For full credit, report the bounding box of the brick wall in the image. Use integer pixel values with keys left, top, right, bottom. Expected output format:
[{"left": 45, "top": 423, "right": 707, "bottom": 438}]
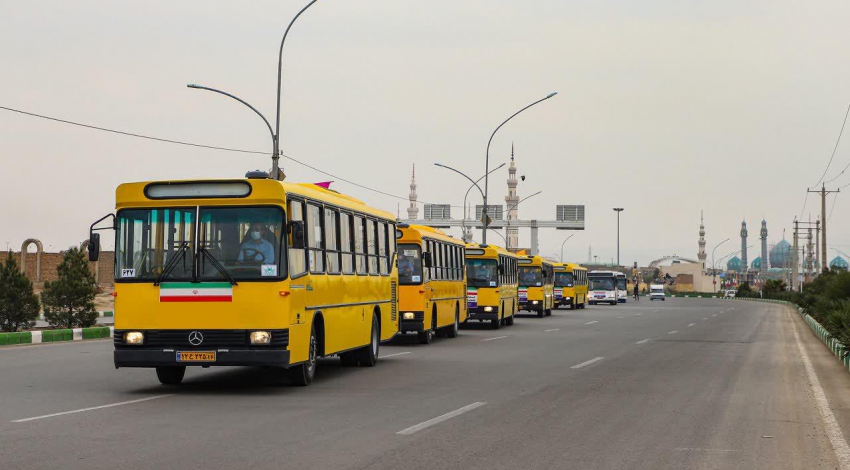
[{"left": 9, "top": 251, "right": 114, "bottom": 287}]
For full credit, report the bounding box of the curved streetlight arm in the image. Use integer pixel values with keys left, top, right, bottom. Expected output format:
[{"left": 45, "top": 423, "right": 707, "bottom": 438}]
[
  {"left": 435, "top": 163, "right": 485, "bottom": 199},
  {"left": 483, "top": 92, "right": 557, "bottom": 243},
  {"left": 560, "top": 233, "right": 575, "bottom": 262},
  {"left": 187, "top": 84, "right": 275, "bottom": 154},
  {"left": 488, "top": 228, "right": 507, "bottom": 244},
  {"left": 273, "top": 0, "right": 320, "bottom": 179},
  {"left": 711, "top": 238, "right": 731, "bottom": 271},
  {"left": 463, "top": 163, "right": 506, "bottom": 209}
]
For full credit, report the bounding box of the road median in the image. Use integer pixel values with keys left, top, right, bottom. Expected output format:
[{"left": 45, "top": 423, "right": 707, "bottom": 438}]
[{"left": 0, "top": 326, "right": 113, "bottom": 346}]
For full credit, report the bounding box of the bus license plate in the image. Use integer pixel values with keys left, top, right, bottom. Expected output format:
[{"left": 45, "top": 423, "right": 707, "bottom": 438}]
[{"left": 176, "top": 351, "right": 216, "bottom": 362}]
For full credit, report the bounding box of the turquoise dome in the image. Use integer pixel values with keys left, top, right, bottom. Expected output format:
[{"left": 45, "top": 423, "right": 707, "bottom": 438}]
[
  {"left": 830, "top": 256, "right": 849, "bottom": 270},
  {"left": 727, "top": 256, "right": 743, "bottom": 272},
  {"left": 751, "top": 257, "right": 762, "bottom": 269},
  {"left": 770, "top": 239, "right": 793, "bottom": 268}
]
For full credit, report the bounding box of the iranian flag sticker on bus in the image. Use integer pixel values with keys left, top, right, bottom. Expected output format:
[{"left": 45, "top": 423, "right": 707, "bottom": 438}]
[
  {"left": 467, "top": 287, "right": 478, "bottom": 309},
  {"left": 159, "top": 282, "right": 233, "bottom": 302}
]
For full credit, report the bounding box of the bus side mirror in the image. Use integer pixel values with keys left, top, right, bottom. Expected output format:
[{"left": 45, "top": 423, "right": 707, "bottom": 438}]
[
  {"left": 422, "top": 252, "right": 433, "bottom": 268},
  {"left": 289, "top": 221, "right": 305, "bottom": 249},
  {"left": 88, "top": 233, "right": 101, "bottom": 262}
]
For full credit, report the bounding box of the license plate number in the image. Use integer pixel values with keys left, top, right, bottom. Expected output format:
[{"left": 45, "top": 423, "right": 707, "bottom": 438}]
[{"left": 176, "top": 351, "right": 216, "bottom": 362}]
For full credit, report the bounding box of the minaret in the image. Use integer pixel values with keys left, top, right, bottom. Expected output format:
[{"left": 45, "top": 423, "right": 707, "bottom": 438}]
[
  {"left": 504, "top": 143, "right": 519, "bottom": 250},
  {"left": 740, "top": 219, "right": 748, "bottom": 273},
  {"left": 697, "top": 211, "right": 707, "bottom": 271},
  {"left": 407, "top": 164, "right": 419, "bottom": 220},
  {"left": 760, "top": 219, "right": 768, "bottom": 272}
]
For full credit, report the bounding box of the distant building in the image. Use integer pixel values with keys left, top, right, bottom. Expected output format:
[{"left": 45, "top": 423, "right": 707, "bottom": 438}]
[
  {"left": 727, "top": 256, "right": 743, "bottom": 272},
  {"left": 740, "top": 220, "right": 748, "bottom": 273},
  {"left": 407, "top": 164, "right": 419, "bottom": 220},
  {"left": 505, "top": 143, "right": 519, "bottom": 250},
  {"left": 830, "top": 256, "right": 849, "bottom": 271},
  {"left": 760, "top": 219, "right": 769, "bottom": 272},
  {"left": 697, "top": 211, "right": 707, "bottom": 271}
]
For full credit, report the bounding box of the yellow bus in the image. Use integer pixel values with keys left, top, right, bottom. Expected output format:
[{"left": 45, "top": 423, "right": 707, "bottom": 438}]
[
  {"left": 517, "top": 255, "right": 555, "bottom": 317},
  {"left": 553, "top": 262, "right": 588, "bottom": 309},
  {"left": 464, "top": 243, "right": 518, "bottom": 329},
  {"left": 88, "top": 175, "right": 399, "bottom": 386},
  {"left": 396, "top": 224, "right": 468, "bottom": 343}
]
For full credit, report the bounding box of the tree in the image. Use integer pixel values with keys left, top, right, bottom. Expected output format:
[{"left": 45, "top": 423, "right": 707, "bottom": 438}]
[
  {"left": 763, "top": 279, "right": 787, "bottom": 295},
  {"left": 737, "top": 282, "right": 752, "bottom": 294},
  {"left": 0, "top": 252, "right": 41, "bottom": 332},
  {"left": 42, "top": 247, "right": 98, "bottom": 328}
]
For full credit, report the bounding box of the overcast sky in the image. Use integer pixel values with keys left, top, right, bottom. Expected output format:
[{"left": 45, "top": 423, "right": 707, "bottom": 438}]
[{"left": 3, "top": 0, "right": 850, "bottom": 266}]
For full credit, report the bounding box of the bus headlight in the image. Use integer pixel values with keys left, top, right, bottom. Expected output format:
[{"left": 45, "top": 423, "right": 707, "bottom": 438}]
[
  {"left": 532, "top": 301, "right": 539, "bottom": 305},
  {"left": 403, "top": 312, "right": 416, "bottom": 320},
  {"left": 483, "top": 306, "right": 493, "bottom": 312},
  {"left": 124, "top": 331, "right": 144, "bottom": 345},
  {"left": 250, "top": 331, "right": 271, "bottom": 345}
]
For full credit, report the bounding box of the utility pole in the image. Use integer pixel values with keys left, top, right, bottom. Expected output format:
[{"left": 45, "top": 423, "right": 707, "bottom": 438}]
[
  {"left": 808, "top": 185, "right": 840, "bottom": 271},
  {"left": 613, "top": 208, "right": 624, "bottom": 267},
  {"left": 815, "top": 219, "right": 821, "bottom": 276},
  {"left": 792, "top": 220, "right": 799, "bottom": 291}
]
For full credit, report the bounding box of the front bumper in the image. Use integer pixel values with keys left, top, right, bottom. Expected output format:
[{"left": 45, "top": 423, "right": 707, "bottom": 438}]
[
  {"left": 468, "top": 306, "right": 499, "bottom": 321},
  {"left": 400, "top": 313, "right": 425, "bottom": 333},
  {"left": 519, "top": 301, "right": 543, "bottom": 311},
  {"left": 114, "top": 349, "right": 290, "bottom": 368}
]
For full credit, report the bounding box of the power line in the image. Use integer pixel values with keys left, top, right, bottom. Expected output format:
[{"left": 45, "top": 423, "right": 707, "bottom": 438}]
[
  {"left": 814, "top": 102, "right": 850, "bottom": 186},
  {"left": 828, "top": 193, "right": 839, "bottom": 222},
  {"left": 0, "top": 104, "right": 469, "bottom": 208}
]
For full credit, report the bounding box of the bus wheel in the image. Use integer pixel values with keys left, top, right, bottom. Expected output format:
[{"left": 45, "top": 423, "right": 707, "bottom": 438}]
[
  {"left": 491, "top": 311, "right": 502, "bottom": 329},
  {"left": 357, "top": 314, "right": 379, "bottom": 367},
  {"left": 290, "top": 323, "right": 317, "bottom": 386},
  {"left": 155, "top": 366, "right": 185, "bottom": 385},
  {"left": 545, "top": 308, "right": 552, "bottom": 317},
  {"left": 537, "top": 308, "right": 544, "bottom": 318},
  {"left": 569, "top": 300, "right": 575, "bottom": 310},
  {"left": 446, "top": 306, "right": 459, "bottom": 338},
  {"left": 418, "top": 309, "right": 436, "bottom": 344}
]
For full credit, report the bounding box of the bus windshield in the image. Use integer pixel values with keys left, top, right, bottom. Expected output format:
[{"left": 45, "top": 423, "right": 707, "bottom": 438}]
[
  {"left": 616, "top": 278, "right": 627, "bottom": 290},
  {"left": 555, "top": 272, "right": 574, "bottom": 287},
  {"left": 590, "top": 278, "right": 615, "bottom": 291},
  {"left": 398, "top": 244, "right": 423, "bottom": 285},
  {"left": 519, "top": 266, "right": 543, "bottom": 287},
  {"left": 466, "top": 259, "right": 498, "bottom": 287},
  {"left": 115, "top": 206, "right": 286, "bottom": 282}
]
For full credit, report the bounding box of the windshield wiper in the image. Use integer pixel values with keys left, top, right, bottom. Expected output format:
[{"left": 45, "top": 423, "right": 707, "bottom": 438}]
[
  {"left": 154, "top": 241, "right": 190, "bottom": 286},
  {"left": 199, "top": 248, "right": 238, "bottom": 286}
]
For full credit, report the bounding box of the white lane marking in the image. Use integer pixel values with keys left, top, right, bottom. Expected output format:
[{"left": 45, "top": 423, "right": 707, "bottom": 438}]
[
  {"left": 654, "top": 309, "right": 659, "bottom": 312},
  {"left": 397, "top": 402, "right": 487, "bottom": 435},
  {"left": 703, "top": 318, "right": 708, "bottom": 320},
  {"left": 585, "top": 321, "right": 598, "bottom": 325},
  {"left": 381, "top": 351, "right": 411, "bottom": 358},
  {"left": 712, "top": 314, "right": 717, "bottom": 317},
  {"left": 636, "top": 339, "right": 651, "bottom": 344},
  {"left": 482, "top": 335, "right": 508, "bottom": 342},
  {"left": 616, "top": 316, "right": 625, "bottom": 319},
  {"left": 12, "top": 395, "right": 174, "bottom": 423},
  {"left": 635, "top": 313, "right": 642, "bottom": 316},
  {"left": 544, "top": 328, "right": 560, "bottom": 332},
  {"left": 688, "top": 323, "right": 696, "bottom": 327},
  {"left": 674, "top": 447, "right": 739, "bottom": 453},
  {"left": 668, "top": 330, "right": 678, "bottom": 334},
  {"left": 791, "top": 313, "right": 850, "bottom": 469},
  {"left": 571, "top": 356, "right": 604, "bottom": 369}
]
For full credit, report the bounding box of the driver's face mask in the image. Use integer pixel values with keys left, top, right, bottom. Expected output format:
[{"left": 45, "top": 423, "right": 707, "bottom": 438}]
[{"left": 251, "top": 231, "right": 262, "bottom": 241}]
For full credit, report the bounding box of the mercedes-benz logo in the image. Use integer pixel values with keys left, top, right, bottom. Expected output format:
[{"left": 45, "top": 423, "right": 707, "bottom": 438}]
[{"left": 188, "top": 331, "right": 204, "bottom": 346}]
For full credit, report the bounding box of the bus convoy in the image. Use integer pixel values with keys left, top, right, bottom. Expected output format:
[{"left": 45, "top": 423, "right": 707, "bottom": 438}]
[{"left": 87, "top": 174, "right": 632, "bottom": 386}]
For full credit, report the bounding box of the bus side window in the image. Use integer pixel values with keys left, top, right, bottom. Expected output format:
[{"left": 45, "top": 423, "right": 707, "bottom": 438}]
[
  {"left": 324, "top": 207, "right": 340, "bottom": 274},
  {"left": 340, "top": 212, "right": 354, "bottom": 274},
  {"left": 289, "top": 199, "right": 307, "bottom": 277},
  {"left": 378, "top": 221, "right": 389, "bottom": 275},
  {"left": 367, "top": 219, "right": 379, "bottom": 275},
  {"left": 354, "top": 216, "right": 366, "bottom": 275},
  {"left": 307, "top": 203, "right": 324, "bottom": 273}
]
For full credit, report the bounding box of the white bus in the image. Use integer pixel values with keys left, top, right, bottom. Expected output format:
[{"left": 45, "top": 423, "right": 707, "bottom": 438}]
[
  {"left": 587, "top": 271, "right": 618, "bottom": 306},
  {"left": 615, "top": 272, "right": 628, "bottom": 303}
]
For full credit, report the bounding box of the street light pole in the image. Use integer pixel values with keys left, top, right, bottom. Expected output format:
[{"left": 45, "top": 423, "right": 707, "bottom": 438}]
[
  {"left": 186, "top": 84, "right": 275, "bottom": 156},
  {"left": 460, "top": 163, "right": 506, "bottom": 241},
  {"left": 613, "top": 208, "right": 624, "bottom": 267},
  {"left": 711, "top": 238, "right": 730, "bottom": 293},
  {"left": 560, "top": 234, "right": 575, "bottom": 262},
  {"left": 273, "top": 0, "right": 321, "bottom": 180},
  {"left": 482, "top": 92, "right": 557, "bottom": 243},
  {"left": 503, "top": 191, "right": 542, "bottom": 250}
]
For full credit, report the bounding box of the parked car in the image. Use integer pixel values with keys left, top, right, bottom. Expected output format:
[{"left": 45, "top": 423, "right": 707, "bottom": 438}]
[
  {"left": 649, "top": 284, "right": 666, "bottom": 301},
  {"left": 724, "top": 289, "right": 737, "bottom": 298}
]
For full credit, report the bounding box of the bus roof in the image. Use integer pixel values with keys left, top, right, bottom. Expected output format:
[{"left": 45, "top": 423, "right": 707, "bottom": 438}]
[
  {"left": 115, "top": 178, "right": 395, "bottom": 220},
  {"left": 588, "top": 270, "right": 619, "bottom": 276},
  {"left": 517, "top": 255, "right": 553, "bottom": 267},
  {"left": 566, "top": 263, "right": 587, "bottom": 272},
  {"left": 464, "top": 242, "right": 518, "bottom": 259},
  {"left": 397, "top": 224, "right": 465, "bottom": 246}
]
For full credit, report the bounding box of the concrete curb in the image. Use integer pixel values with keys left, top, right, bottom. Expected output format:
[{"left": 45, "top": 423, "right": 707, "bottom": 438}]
[
  {"left": 735, "top": 297, "right": 850, "bottom": 371},
  {"left": 0, "top": 326, "right": 114, "bottom": 346}
]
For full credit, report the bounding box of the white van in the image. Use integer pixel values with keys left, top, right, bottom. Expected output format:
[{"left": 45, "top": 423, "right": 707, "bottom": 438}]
[{"left": 649, "top": 284, "right": 666, "bottom": 301}]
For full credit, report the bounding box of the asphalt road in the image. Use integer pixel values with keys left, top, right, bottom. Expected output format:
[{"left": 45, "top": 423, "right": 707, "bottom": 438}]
[{"left": 3, "top": 298, "right": 850, "bottom": 470}]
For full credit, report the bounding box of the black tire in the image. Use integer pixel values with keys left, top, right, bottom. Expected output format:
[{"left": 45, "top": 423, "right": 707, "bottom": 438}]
[
  {"left": 418, "top": 308, "right": 436, "bottom": 344},
  {"left": 537, "top": 308, "right": 545, "bottom": 318},
  {"left": 491, "top": 313, "right": 502, "bottom": 329},
  {"left": 156, "top": 366, "right": 185, "bottom": 385},
  {"left": 545, "top": 308, "right": 552, "bottom": 317},
  {"left": 290, "top": 322, "right": 318, "bottom": 386},
  {"left": 357, "top": 314, "right": 379, "bottom": 367},
  {"left": 569, "top": 300, "right": 575, "bottom": 310},
  {"left": 446, "top": 306, "right": 459, "bottom": 338}
]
